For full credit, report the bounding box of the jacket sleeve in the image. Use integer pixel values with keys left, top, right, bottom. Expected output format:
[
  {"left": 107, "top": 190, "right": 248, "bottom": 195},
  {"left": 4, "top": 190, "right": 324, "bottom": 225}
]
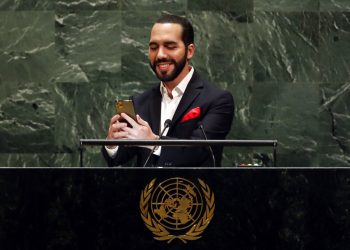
[{"left": 101, "top": 146, "right": 138, "bottom": 167}]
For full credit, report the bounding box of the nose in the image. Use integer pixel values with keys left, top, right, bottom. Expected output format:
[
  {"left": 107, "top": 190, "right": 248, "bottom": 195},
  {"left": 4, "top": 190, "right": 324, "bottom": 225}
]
[{"left": 156, "top": 46, "right": 167, "bottom": 60}]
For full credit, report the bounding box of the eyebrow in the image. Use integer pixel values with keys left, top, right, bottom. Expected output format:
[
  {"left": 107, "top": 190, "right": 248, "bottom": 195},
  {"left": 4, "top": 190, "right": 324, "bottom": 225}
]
[{"left": 149, "top": 40, "right": 178, "bottom": 46}]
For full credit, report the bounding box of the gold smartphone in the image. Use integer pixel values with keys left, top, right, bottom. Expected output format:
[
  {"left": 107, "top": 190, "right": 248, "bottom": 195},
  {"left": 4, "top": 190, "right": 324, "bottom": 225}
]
[{"left": 115, "top": 100, "right": 137, "bottom": 122}]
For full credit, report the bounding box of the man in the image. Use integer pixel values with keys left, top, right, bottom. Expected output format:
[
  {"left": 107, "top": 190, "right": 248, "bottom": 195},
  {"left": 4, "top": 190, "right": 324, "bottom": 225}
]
[{"left": 102, "top": 14, "right": 234, "bottom": 167}]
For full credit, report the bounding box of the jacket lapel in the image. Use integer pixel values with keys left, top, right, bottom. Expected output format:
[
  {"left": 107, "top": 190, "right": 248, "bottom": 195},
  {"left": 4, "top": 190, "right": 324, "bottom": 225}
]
[{"left": 171, "top": 71, "right": 203, "bottom": 128}]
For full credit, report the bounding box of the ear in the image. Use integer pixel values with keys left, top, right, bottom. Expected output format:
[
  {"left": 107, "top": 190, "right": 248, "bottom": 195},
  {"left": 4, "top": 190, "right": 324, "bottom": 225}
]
[{"left": 186, "top": 43, "right": 195, "bottom": 60}]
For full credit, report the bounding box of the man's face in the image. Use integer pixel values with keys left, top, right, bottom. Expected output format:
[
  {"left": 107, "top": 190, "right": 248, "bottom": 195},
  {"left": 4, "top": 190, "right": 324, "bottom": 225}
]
[{"left": 148, "top": 23, "right": 191, "bottom": 83}]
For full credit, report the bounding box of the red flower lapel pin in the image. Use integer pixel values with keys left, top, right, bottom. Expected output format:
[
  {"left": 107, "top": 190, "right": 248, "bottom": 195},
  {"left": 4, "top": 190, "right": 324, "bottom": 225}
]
[{"left": 181, "top": 107, "right": 201, "bottom": 123}]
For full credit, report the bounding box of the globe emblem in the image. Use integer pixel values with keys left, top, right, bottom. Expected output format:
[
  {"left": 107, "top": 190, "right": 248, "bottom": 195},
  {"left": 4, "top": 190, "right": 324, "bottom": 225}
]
[{"left": 150, "top": 177, "right": 204, "bottom": 230}]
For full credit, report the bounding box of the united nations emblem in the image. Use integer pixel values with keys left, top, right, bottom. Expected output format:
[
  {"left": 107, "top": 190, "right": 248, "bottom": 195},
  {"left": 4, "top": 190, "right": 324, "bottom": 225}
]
[{"left": 140, "top": 177, "right": 215, "bottom": 243}]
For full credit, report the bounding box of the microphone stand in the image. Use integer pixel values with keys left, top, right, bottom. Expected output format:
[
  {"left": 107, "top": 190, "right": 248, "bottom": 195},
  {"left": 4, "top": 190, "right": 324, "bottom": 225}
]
[
  {"left": 199, "top": 123, "right": 216, "bottom": 167},
  {"left": 142, "top": 119, "right": 172, "bottom": 167}
]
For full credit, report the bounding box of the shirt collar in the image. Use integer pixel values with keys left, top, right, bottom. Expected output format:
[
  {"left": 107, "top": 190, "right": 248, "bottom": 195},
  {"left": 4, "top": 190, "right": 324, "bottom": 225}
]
[{"left": 160, "top": 66, "right": 194, "bottom": 98}]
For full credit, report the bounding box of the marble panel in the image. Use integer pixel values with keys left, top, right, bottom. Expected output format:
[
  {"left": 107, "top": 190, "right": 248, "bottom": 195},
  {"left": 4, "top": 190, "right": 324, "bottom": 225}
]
[
  {"left": 319, "top": 12, "right": 350, "bottom": 83},
  {"left": 0, "top": 47, "right": 65, "bottom": 85},
  {"left": 318, "top": 82, "right": 350, "bottom": 166},
  {"left": 0, "top": 11, "right": 61, "bottom": 159},
  {"left": 121, "top": 0, "right": 186, "bottom": 11},
  {"left": 320, "top": 0, "right": 350, "bottom": 11},
  {"left": 0, "top": 0, "right": 120, "bottom": 10},
  {"left": 232, "top": 82, "right": 278, "bottom": 140},
  {"left": 188, "top": 0, "right": 253, "bottom": 11},
  {"left": 54, "top": 81, "right": 121, "bottom": 158},
  {"left": 0, "top": 153, "right": 74, "bottom": 167},
  {"left": 0, "top": 0, "right": 55, "bottom": 10},
  {"left": 0, "top": 82, "right": 56, "bottom": 153},
  {"left": 273, "top": 83, "right": 321, "bottom": 166},
  {"left": 55, "top": 11, "right": 121, "bottom": 84},
  {"left": 250, "top": 11, "right": 320, "bottom": 84},
  {"left": 254, "top": 0, "right": 319, "bottom": 11},
  {"left": 188, "top": 11, "right": 252, "bottom": 85},
  {"left": 55, "top": 0, "right": 120, "bottom": 11},
  {"left": 81, "top": 147, "right": 113, "bottom": 167},
  {"left": 0, "top": 150, "right": 108, "bottom": 167},
  {"left": 225, "top": 82, "right": 278, "bottom": 166},
  {"left": 318, "top": 146, "right": 350, "bottom": 167},
  {"left": 0, "top": 11, "right": 60, "bottom": 84},
  {"left": 0, "top": 11, "right": 54, "bottom": 51}
]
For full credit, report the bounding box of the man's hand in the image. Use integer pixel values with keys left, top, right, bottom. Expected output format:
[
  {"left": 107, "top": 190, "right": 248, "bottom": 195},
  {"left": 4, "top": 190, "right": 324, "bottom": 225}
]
[
  {"left": 106, "top": 114, "right": 128, "bottom": 149},
  {"left": 121, "top": 113, "right": 158, "bottom": 141}
]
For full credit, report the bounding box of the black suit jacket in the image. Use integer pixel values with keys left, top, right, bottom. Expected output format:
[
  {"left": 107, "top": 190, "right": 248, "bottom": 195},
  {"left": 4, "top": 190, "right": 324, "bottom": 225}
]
[{"left": 102, "top": 70, "right": 234, "bottom": 167}]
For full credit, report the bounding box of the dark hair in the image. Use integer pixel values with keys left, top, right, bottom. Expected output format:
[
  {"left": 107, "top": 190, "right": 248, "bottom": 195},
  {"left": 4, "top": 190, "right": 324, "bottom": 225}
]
[{"left": 155, "top": 14, "right": 194, "bottom": 46}]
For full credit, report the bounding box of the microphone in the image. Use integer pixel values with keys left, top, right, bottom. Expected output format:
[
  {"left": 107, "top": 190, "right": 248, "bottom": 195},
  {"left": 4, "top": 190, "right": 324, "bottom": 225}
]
[
  {"left": 198, "top": 122, "right": 216, "bottom": 167},
  {"left": 143, "top": 119, "right": 172, "bottom": 167}
]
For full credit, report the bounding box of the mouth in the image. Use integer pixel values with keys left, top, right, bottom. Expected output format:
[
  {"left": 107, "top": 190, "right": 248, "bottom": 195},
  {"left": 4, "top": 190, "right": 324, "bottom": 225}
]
[{"left": 156, "top": 62, "right": 173, "bottom": 72}]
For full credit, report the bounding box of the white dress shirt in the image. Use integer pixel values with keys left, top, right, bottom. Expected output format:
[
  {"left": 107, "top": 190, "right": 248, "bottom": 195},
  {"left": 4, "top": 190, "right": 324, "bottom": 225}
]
[{"left": 106, "top": 67, "right": 194, "bottom": 158}]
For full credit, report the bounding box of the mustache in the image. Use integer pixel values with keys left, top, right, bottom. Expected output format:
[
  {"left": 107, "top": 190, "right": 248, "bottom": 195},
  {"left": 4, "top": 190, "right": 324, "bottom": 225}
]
[{"left": 155, "top": 58, "right": 176, "bottom": 65}]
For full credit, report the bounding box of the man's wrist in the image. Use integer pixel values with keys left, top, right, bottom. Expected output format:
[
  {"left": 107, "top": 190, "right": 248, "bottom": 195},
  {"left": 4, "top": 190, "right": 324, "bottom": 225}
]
[{"left": 106, "top": 136, "right": 117, "bottom": 149}]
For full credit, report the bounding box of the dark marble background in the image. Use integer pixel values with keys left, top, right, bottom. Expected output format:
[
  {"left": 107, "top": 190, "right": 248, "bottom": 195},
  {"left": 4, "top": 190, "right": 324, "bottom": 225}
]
[{"left": 0, "top": 0, "right": 349, "bottom": 167}]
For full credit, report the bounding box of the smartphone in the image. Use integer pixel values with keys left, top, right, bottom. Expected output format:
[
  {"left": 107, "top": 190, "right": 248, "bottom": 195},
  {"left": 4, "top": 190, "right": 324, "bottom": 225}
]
[{"left": 115, "top": 100, "right": 137, "bottom": 123}]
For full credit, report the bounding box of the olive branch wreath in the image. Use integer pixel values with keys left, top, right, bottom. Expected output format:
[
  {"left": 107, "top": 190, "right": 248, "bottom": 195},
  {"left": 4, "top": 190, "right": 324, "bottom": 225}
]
[{"left": 140, "top": 178, "right": 215, "bottom": 243}]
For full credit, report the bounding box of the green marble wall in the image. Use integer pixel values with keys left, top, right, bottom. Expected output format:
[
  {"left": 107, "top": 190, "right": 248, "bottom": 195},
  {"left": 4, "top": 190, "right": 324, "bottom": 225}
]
[{"left": 0, "top": 0, "right": 349, "bottom": 167}]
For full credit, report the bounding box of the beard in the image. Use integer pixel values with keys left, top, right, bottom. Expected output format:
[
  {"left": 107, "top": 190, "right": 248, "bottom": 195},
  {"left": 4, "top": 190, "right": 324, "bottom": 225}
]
[{"left": 150, "top": 51, "right": 187, "bottom": 82}]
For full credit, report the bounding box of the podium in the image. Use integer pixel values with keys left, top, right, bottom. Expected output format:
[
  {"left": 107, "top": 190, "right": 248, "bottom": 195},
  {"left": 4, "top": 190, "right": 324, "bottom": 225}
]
[{"left": 0, "top": 167, "right": 349, "bottom": 250}]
